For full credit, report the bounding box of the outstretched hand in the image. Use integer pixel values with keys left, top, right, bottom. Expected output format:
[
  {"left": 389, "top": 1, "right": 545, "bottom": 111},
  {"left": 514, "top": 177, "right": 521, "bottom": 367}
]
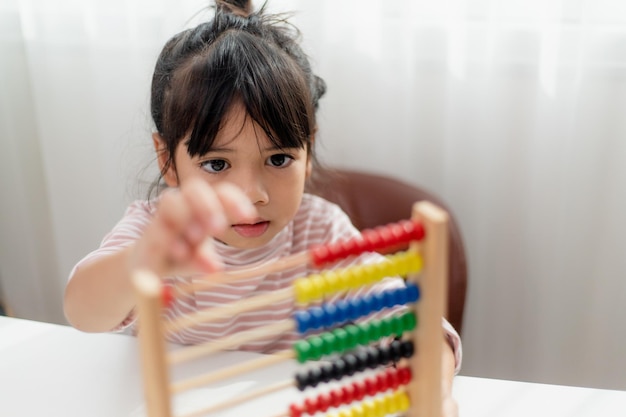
[{"left": 131, "top": 178, "right": 256, "bottom": 277}]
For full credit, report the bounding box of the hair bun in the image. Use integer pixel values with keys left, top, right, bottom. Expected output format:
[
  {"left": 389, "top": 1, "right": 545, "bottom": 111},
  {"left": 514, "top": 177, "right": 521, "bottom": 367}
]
[{"left": 216, "top": 0, "right": 253, "bottom": 15}]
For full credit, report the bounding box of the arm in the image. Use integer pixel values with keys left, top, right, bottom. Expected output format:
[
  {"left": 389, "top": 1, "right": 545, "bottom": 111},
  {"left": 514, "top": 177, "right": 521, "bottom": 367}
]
[
  {"left": 442, "top": 337, "right": 459, "bottom": 417},
  {"left": 63, "top": 179, "right": 255, "bottom": 333}
]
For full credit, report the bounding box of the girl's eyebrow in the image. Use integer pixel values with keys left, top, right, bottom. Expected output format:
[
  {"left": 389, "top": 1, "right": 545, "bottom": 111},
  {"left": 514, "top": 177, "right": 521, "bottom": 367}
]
[
  {"left": 204, "top": 146, "right": 234, "bottom": 153},
  {"left": 262, "top": 145, "right": 299, "bottom": 152}
]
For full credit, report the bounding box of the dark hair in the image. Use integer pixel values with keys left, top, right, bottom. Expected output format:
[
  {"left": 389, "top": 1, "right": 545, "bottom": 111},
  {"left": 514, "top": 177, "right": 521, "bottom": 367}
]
[{"left": 149, "top": 0, "right": 326, "bottom": 194}]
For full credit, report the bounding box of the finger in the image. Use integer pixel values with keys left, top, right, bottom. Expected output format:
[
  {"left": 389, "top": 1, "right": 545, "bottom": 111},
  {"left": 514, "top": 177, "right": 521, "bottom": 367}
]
[
  {"left": 156, "top": 189, "right": 196, "bottom": 263},
  {"left": 213, "top": 182, "right": 257, "bottom": 221},
  {"left": 157, "top": 188, "right": 193, "bottom": 235},
  {"left": 181, "top": 178, "right": 229, "bottom": 235}
]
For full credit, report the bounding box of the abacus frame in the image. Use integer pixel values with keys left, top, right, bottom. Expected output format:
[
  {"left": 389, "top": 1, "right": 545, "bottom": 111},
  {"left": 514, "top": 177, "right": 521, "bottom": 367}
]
[{"left": 133, "top": 201, "right": 449, "bottom": 417}]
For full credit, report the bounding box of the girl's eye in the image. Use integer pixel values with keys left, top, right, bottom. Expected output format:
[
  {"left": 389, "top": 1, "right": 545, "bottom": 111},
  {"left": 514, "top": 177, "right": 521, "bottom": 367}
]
[
  {"left": 201, "top": 159, "right": 230, "bottom": 173},
  {"left": 267, "top": 154, "right": 294, "bottom": 168}
]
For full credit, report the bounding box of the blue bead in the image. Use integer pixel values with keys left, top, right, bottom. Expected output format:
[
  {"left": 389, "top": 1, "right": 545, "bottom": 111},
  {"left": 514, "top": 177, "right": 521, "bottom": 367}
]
[
  {"left": 406, "top": 283, "right": 420, "bottom": 303},
  {"left": 310, "top": 307, "right": 325, "bottom": 330},
  {"left": 394, "top": 286, "right": 407, "bottom": 306},
  {"left": 347, "top": 298, "right": 358, "bottom": 320},
  {"left": 361, "top": 293, "right": 375, "bottom": 315},
  {"left": 394, "top": 288, "right": 406, "bottom": 306},
  {"left": 336, "top": 299, "right": 350, "bottom": 324},
  {"left": 323, "top": 303, "right": 338, "bottom": 328},
  {"left": 294, "top": 310, "right": 312, "bottom": 334},
  {"left": 351, "top": 297, "right": 366, "bottom": 319},
  {"left": 383, "top": 289, "right": 396, "bottom": 308},
  {"left": 373, "top": 291, "right": 386, "bottom": 311}
]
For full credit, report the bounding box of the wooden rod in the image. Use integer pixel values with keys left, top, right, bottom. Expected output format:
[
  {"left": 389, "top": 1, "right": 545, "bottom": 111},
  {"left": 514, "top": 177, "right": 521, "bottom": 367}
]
[
  {"left": 165, "top": 287, "right": 294, "bottom": 334},
  {"left": 133, "top": 270, "right": 173, "bottom": 417},
  {"left": 177, "top": 378, "right": 294, "bottom": 417},
  {"left": 171, "top": 350, "right": 295, "bottom": 394},
  {"left": 407, "top": 201, "right": 449, "bottom": 417},
  {"left": 176, "top": 251, "right": 310, "bottom": 297},
  {"left": 168, "top": 320, "right": 295, "bottom": 365}
]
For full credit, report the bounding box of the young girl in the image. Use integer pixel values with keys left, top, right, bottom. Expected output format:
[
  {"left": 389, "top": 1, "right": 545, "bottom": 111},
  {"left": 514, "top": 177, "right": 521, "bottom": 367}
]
[{"left": 64, "top": 0, "right": 460, "bottom": 414}]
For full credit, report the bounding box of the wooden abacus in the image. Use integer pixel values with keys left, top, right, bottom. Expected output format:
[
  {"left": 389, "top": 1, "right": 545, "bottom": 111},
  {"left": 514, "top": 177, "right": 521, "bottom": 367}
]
[{"left": 133, "top": 201, "right": 449, "bottom": 417}]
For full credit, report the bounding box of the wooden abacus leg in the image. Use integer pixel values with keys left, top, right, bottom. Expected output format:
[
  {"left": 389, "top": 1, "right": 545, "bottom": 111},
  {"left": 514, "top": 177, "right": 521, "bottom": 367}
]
[
  {"left": 408, "top": 201, "right": 449, "bottom": 417},
  {"left": 133, "top": 270, "right": 172, "bottom": 417}
]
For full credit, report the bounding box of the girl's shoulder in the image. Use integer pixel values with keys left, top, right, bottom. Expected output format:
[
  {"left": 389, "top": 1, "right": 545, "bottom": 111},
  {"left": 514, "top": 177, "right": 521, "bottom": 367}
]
[{"left": 294, "top": 194, "right": 359, "bottom": 242}]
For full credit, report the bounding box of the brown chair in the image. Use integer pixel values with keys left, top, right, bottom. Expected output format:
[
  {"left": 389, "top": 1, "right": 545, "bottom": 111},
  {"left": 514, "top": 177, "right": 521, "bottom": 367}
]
[{"left": 308, "top": 168, "right": 468, "bottom": 336}]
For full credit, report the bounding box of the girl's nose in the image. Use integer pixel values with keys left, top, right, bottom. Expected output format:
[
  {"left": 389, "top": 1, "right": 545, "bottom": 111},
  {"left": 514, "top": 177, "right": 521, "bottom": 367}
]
[{"left": 234, "top": 170, "right": 269, "bottom": 205}]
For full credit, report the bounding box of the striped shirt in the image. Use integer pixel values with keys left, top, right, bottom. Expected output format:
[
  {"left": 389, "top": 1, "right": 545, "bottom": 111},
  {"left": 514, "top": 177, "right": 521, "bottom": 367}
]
[{"left": 69, "top": 193, "right": 461, "bottom": 370}]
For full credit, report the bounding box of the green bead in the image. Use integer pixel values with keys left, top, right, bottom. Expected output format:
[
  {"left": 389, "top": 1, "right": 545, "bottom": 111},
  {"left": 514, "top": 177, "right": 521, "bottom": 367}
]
[
  {"left": 294, "top": 340, "right": 310, "bottom": 363},
  {"left": 379, "top": 317, "right": 392, "bottom": 338},
  {"left": 333, "top": 328, "right": 348, "bottom": 352},
  {"left": 387, "top": 315, "right": 401, "bottom": 337},
  {"left": 359, "top": 322, "right": 372, "bottom": 345},
  {"left": 402, "top": 312, "right": 417, "bottom": 331},
  {"left": 322, "top": 332, "right": 337, "bottom": 355},
  {"left": 308, "top": 336, "right": 324, "bottom": 360},
  {"left": 369, "top": 320, "right": 382, "bottom": 342},
  {"left": 345, "top": 324, "right": 360, "bottom": 349}
]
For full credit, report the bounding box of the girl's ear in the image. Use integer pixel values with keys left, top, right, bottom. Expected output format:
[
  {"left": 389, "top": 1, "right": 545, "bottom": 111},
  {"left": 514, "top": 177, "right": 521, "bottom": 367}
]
[{"left": 152, "top": 132, "right": 179, "bottom": 187}]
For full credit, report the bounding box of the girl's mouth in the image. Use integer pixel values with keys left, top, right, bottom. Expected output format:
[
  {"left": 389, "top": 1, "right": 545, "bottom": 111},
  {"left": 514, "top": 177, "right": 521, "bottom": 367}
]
[{"left": 231, "top": 221, "right": 270, "bottom": 238}]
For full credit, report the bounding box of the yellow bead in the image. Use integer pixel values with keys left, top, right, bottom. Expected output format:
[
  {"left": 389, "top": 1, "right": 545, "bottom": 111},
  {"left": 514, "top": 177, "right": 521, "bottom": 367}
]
[
  {"left": 396, "top": 391, "right": 410, "bottom": 412},
  {"left": 380, "top": 259, "right": 395, "bottom": 279},
  {"left": 385, "top": 392, "right": 398, "bottom": 414},
  {"left": 370, "top": 262, "right": 386, "bottom": 284},
  {"left": 361, "top": 400, "right": 376, "bottom": 417},
  {"left": 336, "top": 270, "right": 352, "bottom": 291},
  {"left": 310, "top": 274, "right": 327, "bottom": 301},
  {"left": 339, "top": 409, "right": 352, "bottom": 417},
  {"left": 363, "top": 263, "right": 379, "bottom": 285},
  {"left": 409, "top": 253, "right": 423, "bottom": 274},
  {"left": 346, "top": 268, "right": 363, "bottom": 289},
  {"left": 351, "top": 404, "right": 365, "bottom": 417},
  {"left": 373, "top": 396, "right": 387, "bottom": 417},
  {"left": 324, "top": 271, "right": 341, "bottom": 295},
  {"left": 294, "top": 278, "right": 312, "bottom": 305}
]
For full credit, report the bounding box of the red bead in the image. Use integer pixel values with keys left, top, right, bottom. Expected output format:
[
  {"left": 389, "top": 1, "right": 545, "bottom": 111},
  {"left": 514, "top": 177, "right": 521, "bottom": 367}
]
[
  {"left": 388, "top": 369, "right": 400, "bottom": 389},
  {"left": 377, "top": 226, "right": 394, "bottom": 248},
  {"left": 353, "top": 380, "right": 366, "bottom": 400},
  {"left": 389, "top": 224, "right": 406, "bottom": 244},
  {"left": 342, "top": 238, "right": 360, "bottom": 257},
  {"left": 304, "top": 397, "right": 319, "bottom": 415},
  {"left": 161, "top": 286, "right": 174, "bottom": 307},
  {"left": 341, "top": 384, "right": 355, "bottom": 404},
  {"left": 361, "top": 230, "right": 382, "bottom": 252},
  {"left": 378, "top": 370, "right": 391, "bottom": 391},
  {"left": 289, "top": 403, "right": 304, "bottom": 417},
  {"left": 317, "top": 392, "right": 332, "bottom": 412},
  {"left": 329, "top": 388, "right": 344, "bottom": 407},
  {"left": 398, "top": 367, "right": 412, "bottom": 384},
  {"left": 364, "top": 376, "right": 379, "bottom": 396},
  {"left": 411, "top": 220, "right": 425, "bottom": 241},
  {"left": 311, "top": 245, "right": 330, "bottom": 267},
  {"left": 327, "top": 242, "right": 344, "bottom": 262}
]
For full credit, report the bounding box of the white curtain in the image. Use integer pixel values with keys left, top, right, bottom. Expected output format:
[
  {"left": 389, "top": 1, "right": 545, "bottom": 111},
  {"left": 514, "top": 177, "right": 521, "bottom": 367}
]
[{"left": 1, "top": 0, "right": 626, "bottom": 390}]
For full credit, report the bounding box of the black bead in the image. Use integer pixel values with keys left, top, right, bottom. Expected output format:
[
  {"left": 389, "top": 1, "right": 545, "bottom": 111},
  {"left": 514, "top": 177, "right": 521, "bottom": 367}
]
[
  {"left": 390, "top": 340, "right": 402, "bottom": 363},
  {"left": 320, "top": 363, "right": 334, "bottom": 383},
  {"left": 344, "top": 354, "right": 358, "bottom": 376},
  {"left": 295, "top": 371, "right": 310, "bottom": 391},
  {"left": 378, "top": 345, "right": 391, "bottom": 365},
  {"left": 355, "top": 350, "right": 368, "bottom": 372},
  {"left": 331, "top": 359, "right": 346, "bottom": 380},
  {"left": 366, "top": 347, "right": 380, "bottom": 368},
  {"left": 401, "top": 340, "right": 415, "bottom": 358},
  {"left": 308, "top": 367, "right": 322, "bottom": 387}
]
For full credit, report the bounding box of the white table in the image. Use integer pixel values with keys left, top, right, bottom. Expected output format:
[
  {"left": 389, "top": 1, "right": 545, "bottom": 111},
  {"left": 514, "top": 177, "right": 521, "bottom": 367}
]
[{"left": 1, "top": 316, "right": 625, "bottom": 416}]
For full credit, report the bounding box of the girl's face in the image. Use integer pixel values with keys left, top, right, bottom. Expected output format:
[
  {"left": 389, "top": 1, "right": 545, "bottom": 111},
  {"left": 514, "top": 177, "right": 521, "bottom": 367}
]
[{"left": 157, "top": 101, "right": 311, "bottom": 249}]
